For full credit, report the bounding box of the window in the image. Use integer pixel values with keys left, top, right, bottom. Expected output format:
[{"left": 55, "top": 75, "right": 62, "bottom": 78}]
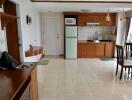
[{"left": 127, "top": 18, "right": 132, "bottom": 43}]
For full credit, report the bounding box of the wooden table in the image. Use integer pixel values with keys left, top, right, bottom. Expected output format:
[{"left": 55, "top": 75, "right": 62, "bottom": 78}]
[{"left": 0, "top": 63, "right": 38, "bottom": 100}]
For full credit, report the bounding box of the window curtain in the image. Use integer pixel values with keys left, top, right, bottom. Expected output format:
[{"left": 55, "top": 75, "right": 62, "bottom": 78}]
[{"left": 125, "top": 17, "right": 131, "bottom": 42}]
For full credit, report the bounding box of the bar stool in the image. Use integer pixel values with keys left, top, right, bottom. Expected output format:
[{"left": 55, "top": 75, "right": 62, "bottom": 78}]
[
  {"left": 126, "top": 43, "right": 132, "bottom": 59},
  {"left": 116, "top": 45, "right": 132, "bottom": 80}
]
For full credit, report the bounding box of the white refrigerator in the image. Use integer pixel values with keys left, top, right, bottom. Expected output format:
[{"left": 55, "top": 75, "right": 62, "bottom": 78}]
[{"left": 65, "top": 26, "right": 77, "bottom": 59}]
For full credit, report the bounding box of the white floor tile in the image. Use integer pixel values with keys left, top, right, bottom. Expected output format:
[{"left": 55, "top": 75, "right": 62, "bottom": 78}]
[{"left": 37, "top": 57, "right": 132, "bottom": 100}]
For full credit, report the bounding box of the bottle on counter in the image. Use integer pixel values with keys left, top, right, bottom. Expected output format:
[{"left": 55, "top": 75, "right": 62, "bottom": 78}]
[{"left": 93, "top": 32, "right": 99, "bottom": 43}]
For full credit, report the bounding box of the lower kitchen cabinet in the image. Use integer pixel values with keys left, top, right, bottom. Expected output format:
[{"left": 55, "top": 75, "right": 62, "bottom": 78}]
[
  {"left": 87, "top": 43, "right": 96, "bottom": 58},
  {"left": 105, "top": 42, "right": 115, "bottom": 58},
  {"left": 77, "top": 41, "right": 115, "bottom": 58},
  {"left": 78, "top": 43, "right": 96, "bottom": 58},
  {"left": 95, "top": 43, "right": 105, "bottom": 58},
  {"left": 77, "top": 43, "right": 83, "bottom": 58}
]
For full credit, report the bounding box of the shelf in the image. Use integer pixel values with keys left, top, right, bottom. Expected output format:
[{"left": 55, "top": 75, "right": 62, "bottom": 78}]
[
  {"left": 0, "top": 12, "right": 17, "bottom": 18},
  {"left": 25, "top": 46, "right": 43, "bottom": 57},
  {"left": 0, "top": 12, "right": 18, "bottom": 30}
]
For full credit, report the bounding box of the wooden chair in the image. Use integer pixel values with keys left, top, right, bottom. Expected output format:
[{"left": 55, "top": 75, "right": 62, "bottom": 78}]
[
  {"left": 126, "top": 43, "right": 132, "bottom": 59},
  {"left": 116, "top": 45, "right": 132, "bottom": 80}
]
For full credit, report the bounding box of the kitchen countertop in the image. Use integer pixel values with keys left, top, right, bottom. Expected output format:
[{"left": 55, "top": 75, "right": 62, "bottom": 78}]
[{"left": 78, "top": 40, "right": 115, "bottom": 43}]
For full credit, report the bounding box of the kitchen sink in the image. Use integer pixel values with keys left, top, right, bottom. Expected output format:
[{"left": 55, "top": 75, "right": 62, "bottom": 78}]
[{"left": 87, "top": 40, "right": 113, "bottom": 42}]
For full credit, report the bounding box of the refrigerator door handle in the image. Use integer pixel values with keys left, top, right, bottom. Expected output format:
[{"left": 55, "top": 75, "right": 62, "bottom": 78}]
[{"left": 66, "top": 37, "right": 77, "bottom": 38}]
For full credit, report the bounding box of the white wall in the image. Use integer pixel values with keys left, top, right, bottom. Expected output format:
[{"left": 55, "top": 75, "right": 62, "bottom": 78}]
[
  {"left": 11, "top": 0, "right": 42, "bottom": 62},
  {"left": 116, "top": 12, "right": 126, "bottom": 46}
]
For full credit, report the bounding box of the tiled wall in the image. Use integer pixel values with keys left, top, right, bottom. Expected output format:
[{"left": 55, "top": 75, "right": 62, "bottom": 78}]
[{"left": 78, "top": 26, "right": 115, "bottom": 40}]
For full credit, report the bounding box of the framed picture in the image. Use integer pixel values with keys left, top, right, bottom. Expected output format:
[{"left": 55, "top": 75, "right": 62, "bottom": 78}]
[{"left": 26, "top": 15, "right": 32, "bottom": 25}]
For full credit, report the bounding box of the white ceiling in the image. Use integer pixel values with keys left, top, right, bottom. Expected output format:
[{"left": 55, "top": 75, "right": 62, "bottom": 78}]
[{"left": 32, "top": 2, "right": 132, "bottom": 13}]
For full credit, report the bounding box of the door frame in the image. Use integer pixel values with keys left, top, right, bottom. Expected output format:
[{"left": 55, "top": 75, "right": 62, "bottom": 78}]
[
  {"left": 9, "top": 0, "right": 24, "bottom": 62},
  {"left": 16, "top": 3, "right": 24, "bottom": 62}
]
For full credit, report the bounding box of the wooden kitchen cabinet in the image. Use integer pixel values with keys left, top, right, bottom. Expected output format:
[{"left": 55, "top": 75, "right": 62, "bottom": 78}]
[
  {"left": 78, "top": 15, "right": 86, "bottom": 26},
  {"left": 77, "top": 43, "right": 81, "bottom": 58},
  {"left": 78, "top": 43, "right": 86, "bottom": 58},
  {"left": 63, "top": 12, "right": 116, "bottom": 26},
  {"left": 95, "top": 43, "right": 105, "bottom": 57},
  {"left": 87, "top": 43, "right": 96, "bottom": 58},
  {"left": 77, "top": 41, "right": 115, "bottom": 58},
  {"left": 78, "top": 42, "right": 96, "bottom": 58},
  {"left": 105, "top": 42, "right": 115, "bottom": 58},
  {"left": 78, "top": 13, "right": 116, "bottom": 26},
  {"left": 78, "top": 43, "right": 96, "bottom": 58}
]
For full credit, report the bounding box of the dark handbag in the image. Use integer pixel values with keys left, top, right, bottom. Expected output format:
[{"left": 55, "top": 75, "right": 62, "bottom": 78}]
[{"left": 0, "top": 51, "right": 19, "bottom": 69}]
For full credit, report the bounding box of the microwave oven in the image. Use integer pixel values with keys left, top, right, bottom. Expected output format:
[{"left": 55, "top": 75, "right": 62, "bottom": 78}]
[{"left": 65, "top": 18, "right": 76, "bottom": 25}]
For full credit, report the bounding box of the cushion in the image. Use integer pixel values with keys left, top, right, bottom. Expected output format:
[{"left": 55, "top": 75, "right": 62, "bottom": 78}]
[
  {"left": 0, "top": 51, "right": 19, "bottom": 69},
  {"left": 124, "top": 59, "right": 132, "bottom": 66}
]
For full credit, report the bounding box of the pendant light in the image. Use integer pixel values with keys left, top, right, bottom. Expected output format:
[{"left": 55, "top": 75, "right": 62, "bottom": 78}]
[
  {"left": 120, "top": 9, "right": 126, "bottom": 21},
  {"left": 106, "top": 9, "right": 111, "bottom": 22}
]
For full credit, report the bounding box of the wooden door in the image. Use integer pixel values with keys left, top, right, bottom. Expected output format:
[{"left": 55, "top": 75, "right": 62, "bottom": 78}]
[{"left": 4, "top": 0, "right": 20, "bottom": 62}]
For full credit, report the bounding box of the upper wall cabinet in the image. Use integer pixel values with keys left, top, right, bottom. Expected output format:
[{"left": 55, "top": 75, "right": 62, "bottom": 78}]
[{"left": 77, "top": 13, "right": 116, "bottom": 26}]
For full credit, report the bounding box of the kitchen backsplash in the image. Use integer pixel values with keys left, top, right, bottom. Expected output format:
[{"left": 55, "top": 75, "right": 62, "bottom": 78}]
[{"left": 78, "top": 26, "right": 116, "bottom": 41}]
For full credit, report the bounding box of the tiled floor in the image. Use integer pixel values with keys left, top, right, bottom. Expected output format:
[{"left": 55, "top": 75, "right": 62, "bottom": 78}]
[{"left": 37, "top": 57, "right": 132, "bottom": 100}]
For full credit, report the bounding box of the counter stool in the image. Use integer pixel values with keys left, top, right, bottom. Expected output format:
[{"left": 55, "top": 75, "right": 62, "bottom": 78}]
[{"left": 116, "top": 45, "right": 132, "bottom": 80}]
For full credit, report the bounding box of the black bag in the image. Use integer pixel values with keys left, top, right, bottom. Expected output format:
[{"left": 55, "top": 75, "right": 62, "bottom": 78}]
[{"left": 0, "top": 51, "right": 19, "bottom": 69}]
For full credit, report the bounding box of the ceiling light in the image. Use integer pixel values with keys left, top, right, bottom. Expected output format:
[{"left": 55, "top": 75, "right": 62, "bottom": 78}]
[{"left": 106, "top": 9, "right": 111, "bottom": 22}]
